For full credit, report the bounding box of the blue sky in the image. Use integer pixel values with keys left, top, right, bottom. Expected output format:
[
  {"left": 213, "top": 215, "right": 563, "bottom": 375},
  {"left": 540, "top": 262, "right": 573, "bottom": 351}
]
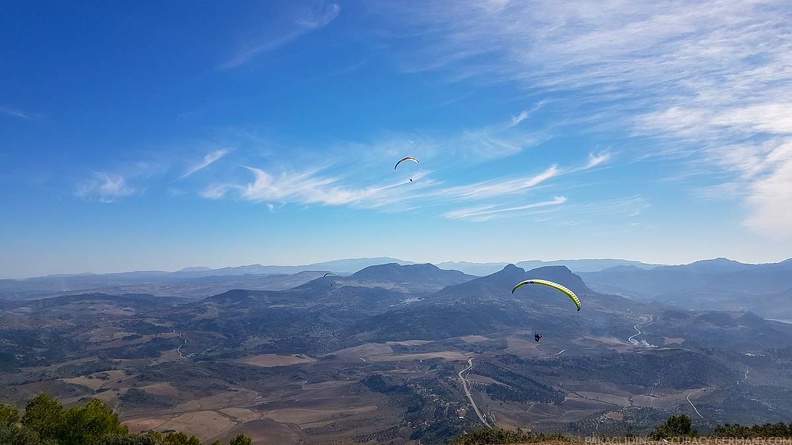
[{"left": 2, "top": 1, "right": 791, "bottom": 278}]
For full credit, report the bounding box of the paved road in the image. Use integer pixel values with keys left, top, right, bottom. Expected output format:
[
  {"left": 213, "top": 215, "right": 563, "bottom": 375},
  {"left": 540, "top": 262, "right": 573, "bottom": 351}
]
[
  {"left": 687, "top": 392, "right": 705, "bottom": 419},
  {"left": 458, "top": 358, "right": 491, "bottom": 428}
]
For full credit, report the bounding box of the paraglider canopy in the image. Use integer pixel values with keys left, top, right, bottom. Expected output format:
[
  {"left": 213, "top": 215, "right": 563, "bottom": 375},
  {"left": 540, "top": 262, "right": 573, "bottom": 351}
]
[
  {"left": 512, "top": 279, "right": 581, "bottom": 311},
  {"left": 394, "top": 156, "right": 419, "bottom": 170}
]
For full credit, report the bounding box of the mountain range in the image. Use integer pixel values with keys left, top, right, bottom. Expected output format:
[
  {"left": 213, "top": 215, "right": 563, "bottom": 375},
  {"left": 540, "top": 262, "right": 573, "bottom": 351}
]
[
  {"left": 579, "top": 257, "right": 792, "bottom": 321},
  {"left": 2, "top": 259, "right": 792, "bottom": 443},
  {"left": 8, "top": 256, "right": 789, "bottom": 303}
]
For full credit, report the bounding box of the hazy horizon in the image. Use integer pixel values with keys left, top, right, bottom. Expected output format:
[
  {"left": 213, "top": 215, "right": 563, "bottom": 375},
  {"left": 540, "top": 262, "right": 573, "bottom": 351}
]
[
  {"left": 3, "top": 1, "right": 791, "bottom": 278},
  {"left": 6, "top": 254, "right": 792, "bottom": 280}
]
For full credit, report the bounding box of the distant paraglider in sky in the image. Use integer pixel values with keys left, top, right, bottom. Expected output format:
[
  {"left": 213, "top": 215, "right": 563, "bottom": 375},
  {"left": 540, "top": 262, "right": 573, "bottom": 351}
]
[
  {"left": 394, "top": 156, "right": 419, "bottom": 170},
  {"left": 394, "top": 156, "right": 419, "bottom": 182},
  {"left": 512, "top": 279, "right": 582, "bottom": 311},
  {"left": 322, "top": 272, "right": 340, "bottom": 287}
]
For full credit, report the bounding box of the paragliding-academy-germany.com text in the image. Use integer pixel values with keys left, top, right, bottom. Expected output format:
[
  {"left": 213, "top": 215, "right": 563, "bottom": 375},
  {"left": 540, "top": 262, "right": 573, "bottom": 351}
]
[{"left": 584, "top": 438, "right": 792, "bottom": 445}]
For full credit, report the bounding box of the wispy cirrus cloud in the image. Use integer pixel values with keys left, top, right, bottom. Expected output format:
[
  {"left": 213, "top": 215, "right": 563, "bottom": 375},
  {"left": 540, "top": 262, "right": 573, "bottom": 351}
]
[
  {"left": 508, "top": 101, "right": 547, "bottom": 128},
  {"left": 198, "top": 148, "right": 607, "bottom": 223},
  {"left": 570, "top": 195, "right": 649, "bottom": 219},
  {"left": 219, "top": 3, "right": 340, "bottom": 69},
  {"left": 0, "top": 105, "right": 34, "bottom": 120},
  {"left": 435, "top": 152, "right": 611, "bottom": 220},
  {"left": 73, "top": 156, "right": 170, "bottom": 203},
  {"left": 742, "top": 141, "right": 792, "bottom": 236},
  {"left": 201, "top": 166, "right": 437, "bottom": 211},
  {"left": 444, "top": 196, "right": 567, "bottom": 222},
  {"left": 180, "top": 148, "right": 229, "bottom": 179},
  {"left": 528, "top": 195, "right": 650, "bottom": 228},
  {"left": 432, "top": 150, "right": 607, "bottom": 204},
  {"left": 582, "top": 151, "right": 611, "bottom": 170},
  {"left": 436, "top": 164, "right": 559, "bottom": 200},
  {"left": 453, "top": 127, "right": 549, "bottom": 159},
  {"left": 510, "top": 110, "right": 530, "bottom": 127},
  {"left": 76, "top": 172, "right": 136, "bottom": 203},
  {"left": 380, "top": 0, "right": 792, "bottom": 237}
]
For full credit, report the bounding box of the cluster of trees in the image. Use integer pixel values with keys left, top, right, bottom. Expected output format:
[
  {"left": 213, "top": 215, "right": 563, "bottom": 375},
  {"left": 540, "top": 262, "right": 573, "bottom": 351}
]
[
  {"left": 449, "top": 427, "right": 564, "bottom": 445},
  {"left": 648, "top": 414, "right": 699, "bottom": 440},
  {"left": 451, "top": 416, "right": 699, "bottom": 444},
  {"left": 712, "top": 422, "right": 792, "bottom": 438},
  {"left": 0, "top": 394, "right": 251, "bottom": 445},
  {"left": 475, "top": 363, "right": 564, "bottom": 405},
  {"left": 650, "top": 415, "right": 792, "bottom": 439}
]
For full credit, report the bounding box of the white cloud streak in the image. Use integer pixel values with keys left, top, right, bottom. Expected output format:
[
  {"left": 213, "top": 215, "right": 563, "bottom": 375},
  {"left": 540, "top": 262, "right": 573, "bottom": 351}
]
[
  {"left": 0, "top": 106, "right": 32, "bottom": 119},
  {"left": 382, "top": 0, "right": 792, "bottom": 237},
  {"left": 436, "top": 165, "right": 559, "bottom": 200},
  {"left": 569, "top": 195, "right": 649, "bottom": 219},
  {"left": 76, "top": 172, "right": 136, "bottom": 203},
  {"left": 508, "top": 101, "right": 547, "bottom": 128},
  {"left": 742, "top": 141, "right": 792, "bottom": 236},
  {"left": 181, "top": 149, "right": 229, "bottom": 179},
  {"left": 199, "top": 150, "right": 606, "bottom": 221},
  {"left": 510, "top": 110, "right": 529, "bottom": 127},
  {"left": 444, "top": 196, "right": 567, "bottom": 222},
  {"left": 201, "top": 166, "right": 437, "bottom": 210},
  {"left": 219, "top": 3, "right": 340, "bottom": 69},
  {"left": 583, "top": 151, "right": 611, "bottom": 169}
]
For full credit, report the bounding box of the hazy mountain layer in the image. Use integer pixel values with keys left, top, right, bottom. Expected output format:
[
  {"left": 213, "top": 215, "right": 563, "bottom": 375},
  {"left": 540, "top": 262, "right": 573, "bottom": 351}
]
[{"left": 1, "top": 261, "right": 791, "bottom": 443}]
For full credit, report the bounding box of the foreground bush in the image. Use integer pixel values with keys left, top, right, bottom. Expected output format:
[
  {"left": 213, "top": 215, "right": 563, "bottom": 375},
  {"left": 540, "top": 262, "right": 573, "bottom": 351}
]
[
  {"left": 712, "top": 422, "right": 792, "bottom": 438},
  {"left": 649, "top": 414, "right": 698, "bottom": 440},
  {"left": 0, "top": 394, "right": 252, "bottom": 445},
  {"left": 450, "top": 427, "right": 568, "bottom": 444}
]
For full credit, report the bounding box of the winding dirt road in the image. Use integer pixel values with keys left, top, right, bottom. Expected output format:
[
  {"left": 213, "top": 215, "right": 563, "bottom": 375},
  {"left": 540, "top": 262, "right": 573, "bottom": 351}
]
[{"left": 628, "top": 314, "right": 654, "bottom": 345}]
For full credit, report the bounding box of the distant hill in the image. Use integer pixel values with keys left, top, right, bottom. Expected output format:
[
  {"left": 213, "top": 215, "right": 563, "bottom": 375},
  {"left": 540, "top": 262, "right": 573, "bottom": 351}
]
[
  {"left": 646, "top": 287, "right": 792, "bottom": 322},
  {"left": 0, "top": 258, "right": 416, "bottom": 301},
  {"left": 351, "top": 263, "right": 470, "bottom": 282},
  {"left": 516, "top": 258, "right": 658, "bottom": 273},
  {"left": 348, "top": 263, "right": 475, "bottom": 294},
  {"left": 173, "top": 257, "right": 415, "bottom": 277},
  {"left": 437, "top": 259, "right": 658, "bottom": 275},
  {"left": 646, "top": 309, "right": 792, "bottom": 349},
  {"left": 435, "top": 261, "right": 510, "bottom": 276},
  {"left": 678, "top": 257, "right": 753, "bottom": 273},
  {"left": 0, "top": 270, "right": 339, "bottom": 301},
  {"left": 579, "top": 257, "right": 792, "bottom": 308},
  {"left": 430, "top": 264, "right": 594, "bottom": 304},
  {"left": 175, "top": 264, "right": 523, "bottom": 354},
  {"left": 349, "top": 265, "right": 638, "bottom": 343}
]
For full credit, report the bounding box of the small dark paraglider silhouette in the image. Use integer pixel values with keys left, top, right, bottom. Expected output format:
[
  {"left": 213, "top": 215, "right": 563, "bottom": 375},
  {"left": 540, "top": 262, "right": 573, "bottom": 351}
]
[
  {"left": 323, "top": 272, "right": 339, "bottom": 287},
  {"left": 534, "top": 332, "right": 543, "bottom": 342},
  {"left": 394, "top": 156, "right": 419, "bottom": 182}
]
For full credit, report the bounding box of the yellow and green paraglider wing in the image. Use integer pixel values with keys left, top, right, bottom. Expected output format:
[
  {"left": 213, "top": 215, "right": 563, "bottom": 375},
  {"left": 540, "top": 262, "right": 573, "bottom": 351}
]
[{"left": 511, "top": 279, "right": 581, "bottom": 311}]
